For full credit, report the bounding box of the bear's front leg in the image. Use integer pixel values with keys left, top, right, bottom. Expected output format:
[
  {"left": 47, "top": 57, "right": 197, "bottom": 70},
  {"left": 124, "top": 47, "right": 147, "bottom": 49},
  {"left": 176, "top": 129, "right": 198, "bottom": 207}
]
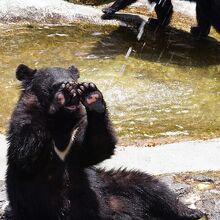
[
  {"left": 76, "top": 82, "right": 117, "bottom": 166},
  {"left": 190, "top": 1, "right": 211, "bottom": 37},
  {"left": 148, "top": 0, "right": 173, "bottom": 29}
]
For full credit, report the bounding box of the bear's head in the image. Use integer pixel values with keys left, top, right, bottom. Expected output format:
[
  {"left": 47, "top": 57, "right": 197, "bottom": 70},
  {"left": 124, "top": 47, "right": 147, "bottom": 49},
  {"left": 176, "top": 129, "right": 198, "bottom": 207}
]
[{"left": 16, "top": 64, "right": 81, "bottom": 115}]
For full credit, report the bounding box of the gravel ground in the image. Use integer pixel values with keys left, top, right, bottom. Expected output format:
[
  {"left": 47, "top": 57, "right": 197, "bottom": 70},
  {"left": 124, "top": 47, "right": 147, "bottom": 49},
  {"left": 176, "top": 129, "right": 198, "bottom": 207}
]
[
  {"left": 159, "top": 171, "right": 220, "bottom": 220},
  {"left": 0, "top": 171, "right": 219, "bottom": 219}
]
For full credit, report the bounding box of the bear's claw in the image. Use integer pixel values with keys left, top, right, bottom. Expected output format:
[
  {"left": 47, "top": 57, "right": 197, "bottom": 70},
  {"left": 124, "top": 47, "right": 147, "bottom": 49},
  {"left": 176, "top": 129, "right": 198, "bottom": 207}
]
[
  {"left": 49, "top": 81, "right": 78, "bottom": 114},
  {"left": 101, "top": 7, "right": 116, "bottom": 19},
  {"left": 55, "top": 82, "right": 76, "bottom": 107},
  {"left": 102, "top": 7, "right": 116, "bottom": 15},
  {"left": 61, "top": 81, "right": 77, "bottom": 96}
]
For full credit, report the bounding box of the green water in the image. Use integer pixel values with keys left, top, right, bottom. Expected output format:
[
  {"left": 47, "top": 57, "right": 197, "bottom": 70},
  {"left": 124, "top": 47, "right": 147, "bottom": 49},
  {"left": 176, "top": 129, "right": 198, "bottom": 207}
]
[{"left": 0, "top": 24, "right": 219, "bottom": 144}]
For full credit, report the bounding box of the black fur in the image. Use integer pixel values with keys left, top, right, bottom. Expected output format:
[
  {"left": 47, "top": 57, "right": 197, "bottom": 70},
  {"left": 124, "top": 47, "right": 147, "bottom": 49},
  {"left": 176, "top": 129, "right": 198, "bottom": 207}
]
[
  {"left": 6, "top": 64, "right": 204, "bottom": 220},
  {"left": 102, "top": 0, "right": 220, "bottom": 37}
]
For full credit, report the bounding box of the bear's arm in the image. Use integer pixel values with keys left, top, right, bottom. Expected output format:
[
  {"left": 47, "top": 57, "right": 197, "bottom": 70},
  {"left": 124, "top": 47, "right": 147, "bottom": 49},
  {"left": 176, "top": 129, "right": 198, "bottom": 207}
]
[
  {"left": 79, "top": 107, "right": 117, "bottom": 166},
  {"left": 7, "top": 99, "right": 51, "bottom": 173}
]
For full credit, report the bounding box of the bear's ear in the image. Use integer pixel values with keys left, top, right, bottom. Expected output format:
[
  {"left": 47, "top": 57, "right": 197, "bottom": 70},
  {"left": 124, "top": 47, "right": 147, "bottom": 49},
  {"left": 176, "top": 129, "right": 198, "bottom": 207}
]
[
  {"left": 68, "top": 65, "right": 80, "bottom": 79},
  {"left": 16, "top": 64, "right": 37, "bottom": 81}
]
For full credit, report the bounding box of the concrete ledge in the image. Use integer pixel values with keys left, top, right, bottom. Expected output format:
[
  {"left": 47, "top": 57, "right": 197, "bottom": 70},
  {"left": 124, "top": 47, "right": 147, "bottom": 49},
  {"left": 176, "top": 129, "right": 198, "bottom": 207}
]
[
  {"left": 0, "top": 0, "right": 116, "bottom": 25},
  {"left": 1, "top": 134, "right": 220, "bottom": 180},
  {"left": 0, "top": 0, "right": 145, "bottom": 26},
  {"left": 99, "top": 138, "right": 220, "bottom": 175},
  {"left": 0, "top": 135, "right": 7, "bottom": 181}
]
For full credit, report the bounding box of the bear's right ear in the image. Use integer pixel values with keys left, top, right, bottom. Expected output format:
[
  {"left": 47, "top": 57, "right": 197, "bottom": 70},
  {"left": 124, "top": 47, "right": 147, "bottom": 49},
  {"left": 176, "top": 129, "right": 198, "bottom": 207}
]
[{"left": 16, "top": 64, "right": 37, "bottom": 81}]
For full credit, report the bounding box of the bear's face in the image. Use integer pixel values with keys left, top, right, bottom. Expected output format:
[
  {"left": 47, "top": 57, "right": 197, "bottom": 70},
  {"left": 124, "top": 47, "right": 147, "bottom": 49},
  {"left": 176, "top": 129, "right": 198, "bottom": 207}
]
[{"left": 16, "top": 64, "right": 81, "bottom": 114}]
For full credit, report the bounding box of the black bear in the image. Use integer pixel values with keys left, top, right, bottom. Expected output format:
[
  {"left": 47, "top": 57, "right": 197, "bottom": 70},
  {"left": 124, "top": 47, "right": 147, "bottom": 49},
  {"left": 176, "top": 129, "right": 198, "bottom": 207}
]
[
  {"left": 102, "top": 0, "right": 220, "bottom": 37},
  {"left": 6, "top": 64, "right": 204, "bottom": 220}
]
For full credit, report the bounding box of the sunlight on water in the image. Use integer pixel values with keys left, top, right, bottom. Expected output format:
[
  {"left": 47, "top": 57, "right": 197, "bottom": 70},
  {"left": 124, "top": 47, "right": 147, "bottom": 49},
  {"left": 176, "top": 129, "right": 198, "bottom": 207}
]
[{"left": 0, "top": 24, "right": 219, "bottom": 144}]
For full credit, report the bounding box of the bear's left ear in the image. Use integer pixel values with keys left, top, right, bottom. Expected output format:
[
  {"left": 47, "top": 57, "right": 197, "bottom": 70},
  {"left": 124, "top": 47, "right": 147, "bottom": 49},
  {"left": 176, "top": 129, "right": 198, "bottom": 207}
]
[
  {"left": 16, "top": 64, "right": 37, "bottom": 81},
  {"left": 68, "top": 65, "right": 80, "bottom": 79}
]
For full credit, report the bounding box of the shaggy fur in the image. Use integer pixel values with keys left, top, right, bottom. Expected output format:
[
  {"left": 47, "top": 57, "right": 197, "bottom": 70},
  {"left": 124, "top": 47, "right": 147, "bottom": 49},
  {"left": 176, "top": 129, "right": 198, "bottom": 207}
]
[
  {"left": 102, "top": 0, "right": 220, "bottom": 37},
  {"left": 6, "top": 64, "right": 204, "bottom": 220}
]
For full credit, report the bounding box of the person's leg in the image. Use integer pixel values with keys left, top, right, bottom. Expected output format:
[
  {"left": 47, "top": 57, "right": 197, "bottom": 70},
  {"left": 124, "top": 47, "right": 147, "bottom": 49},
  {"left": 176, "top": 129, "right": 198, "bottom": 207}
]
[{"left": 102, "top": 0, "right": 138, "bottom": 16}]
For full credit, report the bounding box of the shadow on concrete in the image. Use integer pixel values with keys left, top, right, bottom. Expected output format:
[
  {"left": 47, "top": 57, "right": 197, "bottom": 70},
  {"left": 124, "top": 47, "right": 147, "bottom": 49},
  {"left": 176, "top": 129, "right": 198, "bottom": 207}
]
[{"left": 93, "top": 13, "right": 220, "bottom": 67}]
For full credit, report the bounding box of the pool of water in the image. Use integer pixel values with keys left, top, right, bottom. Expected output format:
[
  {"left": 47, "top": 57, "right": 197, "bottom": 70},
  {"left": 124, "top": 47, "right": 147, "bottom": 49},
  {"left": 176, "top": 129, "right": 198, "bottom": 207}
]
[{"left": 0, "top": 24, "right": 219, "bottom": 144}]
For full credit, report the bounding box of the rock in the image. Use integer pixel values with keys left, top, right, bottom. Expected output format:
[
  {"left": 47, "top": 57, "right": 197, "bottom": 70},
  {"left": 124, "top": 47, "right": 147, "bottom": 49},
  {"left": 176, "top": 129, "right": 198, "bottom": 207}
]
[
  {"left": 0, "top": 181, "right": 7, "bottom": 220},
  {"left": 160, "top": 175, "right": 190, "bottom": 195},
  {"left": 196, "top": 182, "right": 216, "bottom": 191},
  {"left": 193, "top": 175, "right": 215, "bottom": 183},
  {"left": 159, "top": 171, "right": 220, "bottom": 220},
  {"left": 182, "top": 193, "right": 201, "bottom": 209}
]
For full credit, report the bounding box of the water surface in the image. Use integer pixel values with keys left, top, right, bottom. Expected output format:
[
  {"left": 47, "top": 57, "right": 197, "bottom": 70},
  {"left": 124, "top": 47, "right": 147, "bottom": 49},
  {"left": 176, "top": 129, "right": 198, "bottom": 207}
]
[{"left": 0, "top": 24, "right": 219, "bottom": 144}]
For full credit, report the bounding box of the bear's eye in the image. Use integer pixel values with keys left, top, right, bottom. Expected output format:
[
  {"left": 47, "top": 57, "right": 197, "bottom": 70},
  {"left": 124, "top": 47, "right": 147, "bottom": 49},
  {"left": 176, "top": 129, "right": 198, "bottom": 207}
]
[
  {"left": 51, "top": 83, "right": 63, "bottom": 93},
  {"left": 46, "top": 83, "right": 62, "bottom": 98}
]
